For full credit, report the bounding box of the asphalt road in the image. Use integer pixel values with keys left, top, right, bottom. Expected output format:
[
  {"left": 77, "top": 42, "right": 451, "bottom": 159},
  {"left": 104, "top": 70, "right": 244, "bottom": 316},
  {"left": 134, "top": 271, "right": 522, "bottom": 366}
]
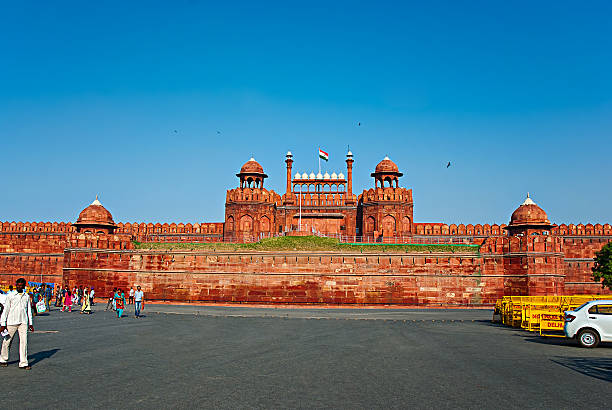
[{"left": 0, "top": 305, "right": 610, "bottom": 409}]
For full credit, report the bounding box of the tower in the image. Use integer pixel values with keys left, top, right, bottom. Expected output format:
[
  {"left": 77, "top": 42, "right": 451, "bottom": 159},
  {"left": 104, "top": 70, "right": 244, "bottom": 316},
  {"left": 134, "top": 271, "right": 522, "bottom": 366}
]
[
  {"left": 224, "top": 158, "right": 280, "bottom": 242},
  {"left": 358, "top": 157, "right": 413, "bottom": 241}
]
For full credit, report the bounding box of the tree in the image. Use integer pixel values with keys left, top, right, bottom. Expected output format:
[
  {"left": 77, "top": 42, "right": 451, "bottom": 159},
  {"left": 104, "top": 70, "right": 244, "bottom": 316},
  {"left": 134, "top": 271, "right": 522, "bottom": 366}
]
[{"left": 592, "top": 242, "right": 612, "bottom": 291}]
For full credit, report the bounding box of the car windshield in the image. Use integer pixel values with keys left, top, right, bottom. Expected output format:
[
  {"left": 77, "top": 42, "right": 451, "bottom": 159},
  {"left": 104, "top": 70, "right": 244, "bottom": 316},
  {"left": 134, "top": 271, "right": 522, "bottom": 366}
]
[{"left": 573, "top": 302, "right": 590, "bottom": 312}]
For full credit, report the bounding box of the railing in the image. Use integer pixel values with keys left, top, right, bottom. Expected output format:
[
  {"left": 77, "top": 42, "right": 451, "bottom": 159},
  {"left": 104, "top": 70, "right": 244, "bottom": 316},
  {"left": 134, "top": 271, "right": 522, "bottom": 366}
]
[{"left": 313, "top": 233, "right": 480, "bottom": 245}]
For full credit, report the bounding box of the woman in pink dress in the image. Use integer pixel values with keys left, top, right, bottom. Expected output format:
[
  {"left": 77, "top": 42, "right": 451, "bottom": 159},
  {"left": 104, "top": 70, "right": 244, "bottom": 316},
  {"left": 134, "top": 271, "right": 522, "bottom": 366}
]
[{"left": 62, "top": 290, "right": 73, "bottom": 312}]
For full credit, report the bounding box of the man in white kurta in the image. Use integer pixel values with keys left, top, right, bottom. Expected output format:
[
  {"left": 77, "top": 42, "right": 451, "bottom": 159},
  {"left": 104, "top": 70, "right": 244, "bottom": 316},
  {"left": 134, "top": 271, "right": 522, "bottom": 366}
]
[{"left": 0, "top": 278, "right": 34, "bottom": 369}]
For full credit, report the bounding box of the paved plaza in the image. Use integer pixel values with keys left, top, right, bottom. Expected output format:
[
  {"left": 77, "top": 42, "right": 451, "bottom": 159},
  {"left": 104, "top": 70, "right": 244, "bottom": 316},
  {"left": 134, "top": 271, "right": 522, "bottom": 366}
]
[{"left": 1, "top": 304, "right": 610, "bottom": 409}]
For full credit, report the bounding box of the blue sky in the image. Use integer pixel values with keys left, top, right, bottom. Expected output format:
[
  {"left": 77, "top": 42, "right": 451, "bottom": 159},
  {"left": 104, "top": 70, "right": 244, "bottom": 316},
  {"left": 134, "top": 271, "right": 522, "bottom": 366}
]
[{"left": 1, "top": 1, "right": 611, "bottom": 224}]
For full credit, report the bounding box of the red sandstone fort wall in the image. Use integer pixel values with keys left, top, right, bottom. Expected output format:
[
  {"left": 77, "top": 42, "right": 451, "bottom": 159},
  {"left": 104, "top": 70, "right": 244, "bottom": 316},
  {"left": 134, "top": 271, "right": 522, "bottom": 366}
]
[
  {"left": 63, "top": 249, "right": 503, "bottom": 305},
  {"left": 1, "top": 220, "right": 611, "bottom": 303},
  {"left": 0, "top": 232, "right": 68, "bottom": 286}
]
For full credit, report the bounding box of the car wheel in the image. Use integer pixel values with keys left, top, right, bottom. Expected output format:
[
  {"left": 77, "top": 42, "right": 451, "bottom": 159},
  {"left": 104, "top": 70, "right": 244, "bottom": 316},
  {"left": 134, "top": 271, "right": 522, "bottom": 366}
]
[{"left": 577, "top": 329, "right": 600, "bottom": 348}]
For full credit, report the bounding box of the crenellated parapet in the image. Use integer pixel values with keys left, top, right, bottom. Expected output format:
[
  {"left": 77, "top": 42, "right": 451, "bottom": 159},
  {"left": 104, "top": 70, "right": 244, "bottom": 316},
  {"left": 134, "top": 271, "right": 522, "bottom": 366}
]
[
  {"left": 414, "top": 223, "right": 508, "bottom": 236},
  {"left": 1, "top": 221, "right": 74, "bottom": 233},
  {"left": 359, "top": 187, "right": 413, "bottom": 204},
  {"left": 225, "top": 187, "right": 282, "bottom": 204},
  {"left": 552, "top": 223, "right": 612, "bottom": 236}
]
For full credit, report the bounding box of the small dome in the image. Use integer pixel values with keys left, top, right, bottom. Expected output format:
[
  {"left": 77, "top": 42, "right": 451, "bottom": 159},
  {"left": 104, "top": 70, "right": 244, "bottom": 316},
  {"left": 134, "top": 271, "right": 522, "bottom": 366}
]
[
  {"left": 286, "top": 151, "right": 292, "bottom": 157},
  {"left": 331, "top": 172, "right": 338, "bottom": 179},
  {"left": 509, "top": 194, "right": 551, "bottom": 226},
  {"left": 309, "top": 172, "right": 316, "bottom": 179},
  {"left": 338, "top": 172, "right": 345, "bottom": 179},
  {"left": 323, "top": 172, "right": 330, "bottom": 179},
  {"left": 316, "top": 172, "right": 323, "bottom": 179},
  {"left": 76, "top": 197, "right": 116, "bottom": 227},
  {"left": 347, "top": 150, "right": 353, "bottom": 157},
  {"left": 294, "top": 172, "right": 301, "bottom": 179},
  {"left": 240, "top": 158, "right": 264, "bottom": 174},
  {"left": 375, "top": 156, "right": 399, "bottom": 174},
  {"left": 301, "top": 172, "right": 309, "bottom": 179}
]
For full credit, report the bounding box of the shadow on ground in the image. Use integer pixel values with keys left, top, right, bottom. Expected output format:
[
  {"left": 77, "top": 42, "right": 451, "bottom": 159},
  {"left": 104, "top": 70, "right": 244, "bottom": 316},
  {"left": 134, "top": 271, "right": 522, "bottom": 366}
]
[
  {"left": 552, "top": 357, "right": 612, "bottom": 382},
  {"left": 29, "top": 349, "right": 60, "bottom": 366}
]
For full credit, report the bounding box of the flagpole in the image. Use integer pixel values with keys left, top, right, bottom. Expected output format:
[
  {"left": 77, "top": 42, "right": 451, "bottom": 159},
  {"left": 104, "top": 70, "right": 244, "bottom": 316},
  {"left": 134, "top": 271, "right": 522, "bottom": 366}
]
[{"left": 318, "top": 147, "right": 321, "bottom": 175}]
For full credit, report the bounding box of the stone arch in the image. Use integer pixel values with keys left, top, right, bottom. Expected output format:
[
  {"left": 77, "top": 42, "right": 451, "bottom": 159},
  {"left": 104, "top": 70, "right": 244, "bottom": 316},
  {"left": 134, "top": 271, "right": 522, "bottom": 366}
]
[
  {"left": 402, "top": 216, "right": 411, "bottom": 233},
  {"left": 226, "top": 216, "right": 235, "bottom": 233},
  {"left": 366, "top": 216, "right": 376, "bottom": 233},
  {"left": 382, "top": 215, "right": 396, "bottom": 237},
  {"left": 260, "top": 215, "right": 271, "bottom": 232},
  {"left": 240, "top": 215, "right": 254, "bottom": 232}
]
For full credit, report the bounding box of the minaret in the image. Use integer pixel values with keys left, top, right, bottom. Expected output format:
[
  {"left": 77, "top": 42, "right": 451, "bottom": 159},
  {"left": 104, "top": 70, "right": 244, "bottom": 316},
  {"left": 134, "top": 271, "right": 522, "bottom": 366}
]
[
  {"left": 285, "top": 151, "right": 293, "bottom": 196},
  {"left": 345, "top": 150, "right": 354, "bottom": 201}
]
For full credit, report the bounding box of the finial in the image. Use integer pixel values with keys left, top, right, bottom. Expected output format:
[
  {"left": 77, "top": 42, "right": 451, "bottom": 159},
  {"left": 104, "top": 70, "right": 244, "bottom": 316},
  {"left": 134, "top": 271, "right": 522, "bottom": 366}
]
[
  {"left": 521, "top": 193, "right": 536, "bottom": 206},
  {"left": 91, "top": 195, "right": 102, "bottom": 206}
]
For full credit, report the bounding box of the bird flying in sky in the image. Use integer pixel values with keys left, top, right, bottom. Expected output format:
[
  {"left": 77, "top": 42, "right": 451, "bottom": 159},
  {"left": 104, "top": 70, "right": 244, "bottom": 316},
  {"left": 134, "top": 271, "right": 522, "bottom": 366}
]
[{"left": 446, "top": 161, "right": 451, "bottom": 168}]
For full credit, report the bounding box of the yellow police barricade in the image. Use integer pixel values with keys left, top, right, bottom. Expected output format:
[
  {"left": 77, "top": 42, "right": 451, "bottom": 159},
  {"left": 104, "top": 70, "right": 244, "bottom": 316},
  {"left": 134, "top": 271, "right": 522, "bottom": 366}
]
[
  {"left": 538, "top": 311, "right": 565, "bottom": 337},
  {"left": 524, "top": 304, "right": 561, "bottom": 332}
]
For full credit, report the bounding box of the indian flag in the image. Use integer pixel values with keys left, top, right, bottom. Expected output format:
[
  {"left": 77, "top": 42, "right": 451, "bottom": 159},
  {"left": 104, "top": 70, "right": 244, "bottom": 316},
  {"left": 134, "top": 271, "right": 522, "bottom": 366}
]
[{"left": 319, "top": 148, "right": 329, "bottom": 161}]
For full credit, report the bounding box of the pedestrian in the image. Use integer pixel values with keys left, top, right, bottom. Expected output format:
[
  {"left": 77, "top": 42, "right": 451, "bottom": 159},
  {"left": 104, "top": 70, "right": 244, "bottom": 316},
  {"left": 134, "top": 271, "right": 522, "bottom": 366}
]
[
  {"left": 78, "top": 286, "right": 84, "bottom": 305},
  {"left": 0, "top": 278, "right": 34, "bottom": 370},
  {"left": 89, "top": 287, "right": 95, "bottom": 306},
  {"left": 134, "top": 286, "right": 144, "bottom": 318},
  {"left": 44, "top": 285, "right": 53, "bottom": 312},
  {"left": 31, "top": 288, "right": 41, "bottom": 317},
  {"left": 105, "top": 288, "right": 117, "bottom": 311},
  {"left": 61, "top": 286, "right": 68, "bottom": 307},
  {"left": 128, "top": 287, "right": 135, "bottom": 305},
  {"left": 115, "top": 289, "right": 126, "bottom": 318},
  {"left": 62, "top": 290, "right": 73, "bottom": 312},
  {"left": 54, "top": 286, "right": 61, "bottom": 307},
  {"left": 80, "top": 287, "right": 91, "bottom": 314}
]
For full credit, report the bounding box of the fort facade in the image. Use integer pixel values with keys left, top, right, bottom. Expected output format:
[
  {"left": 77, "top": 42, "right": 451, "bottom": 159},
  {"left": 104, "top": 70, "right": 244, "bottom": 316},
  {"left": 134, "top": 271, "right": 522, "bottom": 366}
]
[{"left": 1, "top": 151, "right": 610, "bottom": 305}]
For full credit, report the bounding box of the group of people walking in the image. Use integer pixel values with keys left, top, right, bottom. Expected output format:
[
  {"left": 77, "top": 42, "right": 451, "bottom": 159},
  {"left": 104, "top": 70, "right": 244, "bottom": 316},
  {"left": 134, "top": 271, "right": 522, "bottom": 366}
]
[
  {"left": 54, "top": 285, "right": 94, "bottom": 314},
  {"left": 105, "top": 286, "right": 145, "bottom": 318}
]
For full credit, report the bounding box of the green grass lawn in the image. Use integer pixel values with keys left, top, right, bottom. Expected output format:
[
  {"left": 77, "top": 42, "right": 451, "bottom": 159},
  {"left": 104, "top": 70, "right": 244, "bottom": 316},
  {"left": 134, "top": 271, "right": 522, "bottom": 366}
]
[{"left": 133, "top": 235, "right": 480, "bottom": 254}]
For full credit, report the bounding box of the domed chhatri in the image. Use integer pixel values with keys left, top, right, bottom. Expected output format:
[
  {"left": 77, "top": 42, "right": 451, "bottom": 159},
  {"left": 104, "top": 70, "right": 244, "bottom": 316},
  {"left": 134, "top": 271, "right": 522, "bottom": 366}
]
[
  {"left": 239, "top": 158, "right": 266, "bottom": 175},
  {"left": 371, "top": 156, "right": 403, "bottom": 188},
  {"left": 236, "top": 157, "right": 268, "bottom": 188},
  {"left": 506, "top": 193, "right": 555, "bottom": 236},
  {"left": 73, "top": 196, "right": 117, "bottom": 234}
]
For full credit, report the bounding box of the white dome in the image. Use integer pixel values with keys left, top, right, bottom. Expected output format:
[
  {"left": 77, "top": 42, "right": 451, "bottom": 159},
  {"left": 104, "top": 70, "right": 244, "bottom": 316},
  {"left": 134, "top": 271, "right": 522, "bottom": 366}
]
[
  {"left": 331, "top": 172, "right": 338, "bottom": 179},
  {"left": 347, "top": 150, "right": 353, "bottom": 157},
  {"left": 301, "top": 172, "right": 309, "bottom": 179},
  {"left": 294, "top": 172, "right": 301, "bottom": 179},
  {"left": 309, "top": 172, "right": 316, "bottom": 179},
  {"left": 286, "top": 151, "right": 292, "bottom": 157},
  {"left": 323, "top": 172, "right": 330, "bottom": 179},
  {"left": 383, "top": 156, "right": 390, "bottom": 160},
  {"left": 338, "top": 172, "right": 345, "bottom": 179},
  {"left": 316, "top": 172, "right": 323, "bottom": 179}
]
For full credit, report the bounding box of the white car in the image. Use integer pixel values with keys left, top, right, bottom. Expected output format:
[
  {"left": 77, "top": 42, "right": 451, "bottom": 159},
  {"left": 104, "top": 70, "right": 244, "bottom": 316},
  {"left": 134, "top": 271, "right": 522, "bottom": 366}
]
[{"left": 564, "top": 300, "right": 612, "bottom": 348}]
